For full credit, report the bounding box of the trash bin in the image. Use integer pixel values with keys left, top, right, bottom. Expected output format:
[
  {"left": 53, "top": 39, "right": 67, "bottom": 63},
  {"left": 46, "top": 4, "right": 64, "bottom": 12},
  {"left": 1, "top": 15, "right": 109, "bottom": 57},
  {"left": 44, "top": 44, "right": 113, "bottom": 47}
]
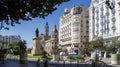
[{"left": 111, "top": 54, "right": 120, "bottom": 65}]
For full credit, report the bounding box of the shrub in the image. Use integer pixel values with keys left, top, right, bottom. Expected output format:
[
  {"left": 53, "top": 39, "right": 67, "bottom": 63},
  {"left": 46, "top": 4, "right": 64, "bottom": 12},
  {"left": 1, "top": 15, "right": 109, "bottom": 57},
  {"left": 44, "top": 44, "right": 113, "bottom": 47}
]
[
  {"left": 36, "top": 58, "right": 41, "bottom": 66},
  {"left": 76, "top": 56, "right": 84, "bottom": 63},
  {"left": 67, "top": 56, "right": 74, "bottom": 61}
]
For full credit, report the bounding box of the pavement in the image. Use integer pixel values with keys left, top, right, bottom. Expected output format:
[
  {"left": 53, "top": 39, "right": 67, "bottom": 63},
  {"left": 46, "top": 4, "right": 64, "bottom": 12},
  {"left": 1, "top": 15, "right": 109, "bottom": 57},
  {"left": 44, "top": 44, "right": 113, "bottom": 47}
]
[
  {"left": 0, "top": 57, "right": 120, "bottom": 67},
  {"left": 84, "top": 57, "right": 111, "bottom": 64}
]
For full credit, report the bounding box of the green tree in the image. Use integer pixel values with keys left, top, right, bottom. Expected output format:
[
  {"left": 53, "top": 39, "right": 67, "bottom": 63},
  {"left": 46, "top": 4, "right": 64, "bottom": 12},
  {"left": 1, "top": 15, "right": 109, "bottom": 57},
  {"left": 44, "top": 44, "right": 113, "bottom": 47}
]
[
  {"left": 106, "top": 39, "right": 120, "bottom": 54},
  {"left": 79, "top": 38, "right": 93, "bottom": 56},
  {"left": 41, "top": 50, "right": 48, "bottom": 59},
  {"left": 19, "top": 40, "right": 27, "bottom": 54},
  {"left": 0, "top": 0, "right": 69, "bottom": 28},
  {"left": 19, "top": 40, "right": 28, "bottom": 64},
  {"left": 50, "top": 45, "right": 61, "bottom": 61},
  {"left": 8, "top": 40, "right": 27, "bottom": 55},
  {"left": 27, "top": 48, "right": 32, "bottom": 54},
  {"left": 79, "top": 45, "right": 93, "bottom": 56},
  {"left": 8, "top": 42, "right": 20, "bottom": 55},
  {"left": 51, "top": 45, "right": 61, "bottom": 55},
  {"left": 90, "top": 36, "right": 105, "bottom": 51}
]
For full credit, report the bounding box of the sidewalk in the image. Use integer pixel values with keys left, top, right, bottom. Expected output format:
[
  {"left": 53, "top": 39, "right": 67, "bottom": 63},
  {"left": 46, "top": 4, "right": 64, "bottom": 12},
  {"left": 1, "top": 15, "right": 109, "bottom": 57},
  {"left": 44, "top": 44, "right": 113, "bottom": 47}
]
[
  {"left": 84, "top": 57, "right": 120, "bottom": 67},
  {"left": 84, "top": 57, "right": 111, "bottom": 64}
]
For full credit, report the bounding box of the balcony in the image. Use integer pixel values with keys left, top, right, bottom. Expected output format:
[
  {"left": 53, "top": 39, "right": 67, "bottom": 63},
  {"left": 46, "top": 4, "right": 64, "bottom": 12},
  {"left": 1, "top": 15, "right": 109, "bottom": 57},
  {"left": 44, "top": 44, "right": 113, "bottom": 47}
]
[
  {"left": 100, "top": 6, "right": 104, "bottom": 11},
  {"left": 111, "top": 17, "right": 116, "bottom": 22},
  {"left": 106, "top": 12, "right": 109, "bottom": 16},
  {"left": 106, "top": 19, "right": 110, "bottom": 24},
  {"left": 112, "top": 25, "right": 116, "bottom": 30},
  {"left": 100, "top": 14, "right": 104, "bottom": 18},
  {"left": 100, "top": 21, "right": 104, "bottom": 25},
  {"left": 96, "top": 30, "right": 99, "bottom": 34},
  {"left": 111, "top": 9, "right": 115, "bottom": 14},
  {"left": 96, "top": 17, "right": 99, "bottom": 20},
  {"left": 96, "top": 23, "right": 99, "bottom": 27},
  {"left": 96, "top": 9, "right": 99, "bottom": 13},
  {"left": 100, "top": 28, "right": 104, "bottom": 33}
]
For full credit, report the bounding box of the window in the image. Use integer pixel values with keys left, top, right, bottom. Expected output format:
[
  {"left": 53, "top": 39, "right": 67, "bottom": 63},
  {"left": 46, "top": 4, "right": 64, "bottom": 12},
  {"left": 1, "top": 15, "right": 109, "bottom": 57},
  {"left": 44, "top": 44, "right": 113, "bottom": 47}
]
[
  {"left": 86, "top": 20, "right": 89, "bottom": 24},
  {"left": 86, "top": 16, "right": 89, "bottom": 18},
  {"left": 111, "top": 16, "right": 116, "bottom": 22},
  {"left": 81, "top": 20, "right": 83, "bottom": 23},
  {"left": 86, "top": 31, "right": 89, "bottom": 33},
  {"left": 73, "top": 23, "right": 79, "bottom": 27}
]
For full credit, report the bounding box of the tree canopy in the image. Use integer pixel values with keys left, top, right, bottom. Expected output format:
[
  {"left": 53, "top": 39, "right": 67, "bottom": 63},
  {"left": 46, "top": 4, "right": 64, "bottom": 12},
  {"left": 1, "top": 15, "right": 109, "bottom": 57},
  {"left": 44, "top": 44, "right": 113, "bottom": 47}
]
[
  {"left": 90, "top": 36, "right": 105, "bottom": 51},
  {"left": 105, "top": 0, "right": 115, "bottom": 9},
  {"left": 8, "top": 40, "right": 27, "bottom": 55},
  {"left": 106, "top": 39, "right": 120, "bottom": 53},
  {"left": 0, "top": 0, "right": 69, "bottom": 28}
]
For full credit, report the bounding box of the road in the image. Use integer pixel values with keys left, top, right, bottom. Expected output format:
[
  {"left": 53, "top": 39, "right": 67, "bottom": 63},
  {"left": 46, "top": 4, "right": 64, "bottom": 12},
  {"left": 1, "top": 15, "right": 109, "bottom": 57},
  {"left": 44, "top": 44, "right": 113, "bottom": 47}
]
[
  {"left": 0, "top": 59, "right": 119, "bottom": 67},
  {"left": 0, "top": 57, "right": 119, "bottom": 67}
]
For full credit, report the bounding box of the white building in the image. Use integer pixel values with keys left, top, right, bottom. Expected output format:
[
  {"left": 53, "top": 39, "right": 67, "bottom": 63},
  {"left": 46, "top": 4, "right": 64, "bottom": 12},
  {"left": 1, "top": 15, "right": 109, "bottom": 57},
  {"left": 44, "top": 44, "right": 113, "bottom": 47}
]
[
  {"left": 89, "top": 0, "right": 120, "bottom": 43},
  {"left": 59, "top": 5, "right": 89, "bottom": 54},
  {"left": 0, "top": 35, "right": 21, "bottom": 47}
]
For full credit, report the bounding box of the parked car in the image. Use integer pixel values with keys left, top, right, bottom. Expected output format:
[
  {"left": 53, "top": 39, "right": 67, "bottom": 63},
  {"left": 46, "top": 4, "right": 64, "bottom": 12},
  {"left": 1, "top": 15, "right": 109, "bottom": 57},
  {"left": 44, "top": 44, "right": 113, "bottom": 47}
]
[{"left": 68, "top": 52, "right": 80, "bottom": 59}]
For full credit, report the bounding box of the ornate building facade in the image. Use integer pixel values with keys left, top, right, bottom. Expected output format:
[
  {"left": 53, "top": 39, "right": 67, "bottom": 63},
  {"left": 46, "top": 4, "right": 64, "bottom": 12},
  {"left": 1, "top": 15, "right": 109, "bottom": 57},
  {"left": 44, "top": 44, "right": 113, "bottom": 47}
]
[
  {"left": 89, "top": 0, "right": 120, "bottom": 43},
  {"left": 31, "top": 22, "right": 58, "bottom": 56},
  {"left": 59, "top": 5, "right": 89, "bottom": 54}
]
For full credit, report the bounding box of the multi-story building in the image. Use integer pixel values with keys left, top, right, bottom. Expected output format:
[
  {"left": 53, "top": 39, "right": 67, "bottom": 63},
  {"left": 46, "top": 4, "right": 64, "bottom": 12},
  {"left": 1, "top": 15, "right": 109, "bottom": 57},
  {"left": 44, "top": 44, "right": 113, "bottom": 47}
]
[
  {"left": 0, "top": 35, "right": 21, "bottom": 47},
  {"left": 59, "top": 5, "right": 89, "bottom": 54},
  {"left": 89, "top": 0, "right": 120, "bottom": 44}
]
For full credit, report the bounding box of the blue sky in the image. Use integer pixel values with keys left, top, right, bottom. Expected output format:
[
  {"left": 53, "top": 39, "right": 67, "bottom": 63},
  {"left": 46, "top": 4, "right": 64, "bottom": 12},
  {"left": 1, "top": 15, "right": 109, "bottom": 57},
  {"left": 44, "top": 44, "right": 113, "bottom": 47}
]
[{"left": 0, "top": 0, "right": 91, "bottom": 48}]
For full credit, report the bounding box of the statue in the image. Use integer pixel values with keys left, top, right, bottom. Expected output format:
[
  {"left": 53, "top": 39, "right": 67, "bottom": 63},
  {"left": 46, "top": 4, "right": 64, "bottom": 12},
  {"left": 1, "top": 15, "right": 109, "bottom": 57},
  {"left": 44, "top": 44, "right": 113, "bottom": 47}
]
[{"left": 35, "top": 28, "right": 39, "bottom": 37}]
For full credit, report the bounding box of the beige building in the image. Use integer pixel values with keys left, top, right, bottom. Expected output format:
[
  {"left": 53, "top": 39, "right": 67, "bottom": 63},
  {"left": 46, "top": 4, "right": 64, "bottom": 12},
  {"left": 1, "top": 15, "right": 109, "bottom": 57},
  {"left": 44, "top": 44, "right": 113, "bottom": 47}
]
[
  {"left": 59, "top": 5, "right": 89, "bottom": 54},
  {"left": 45, "top": 25, "right": 58, "bottom": 55},
  {"left": 31, "top": 22, "right": 58, "bottom": 55}
]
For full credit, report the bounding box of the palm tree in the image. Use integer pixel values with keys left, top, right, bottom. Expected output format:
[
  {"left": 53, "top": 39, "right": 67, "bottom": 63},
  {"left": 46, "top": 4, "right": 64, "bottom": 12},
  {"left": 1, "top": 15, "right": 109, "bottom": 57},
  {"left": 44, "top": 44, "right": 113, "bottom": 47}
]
[{"left": 50, "top": 45, "right": 61, "bottom": 61}]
